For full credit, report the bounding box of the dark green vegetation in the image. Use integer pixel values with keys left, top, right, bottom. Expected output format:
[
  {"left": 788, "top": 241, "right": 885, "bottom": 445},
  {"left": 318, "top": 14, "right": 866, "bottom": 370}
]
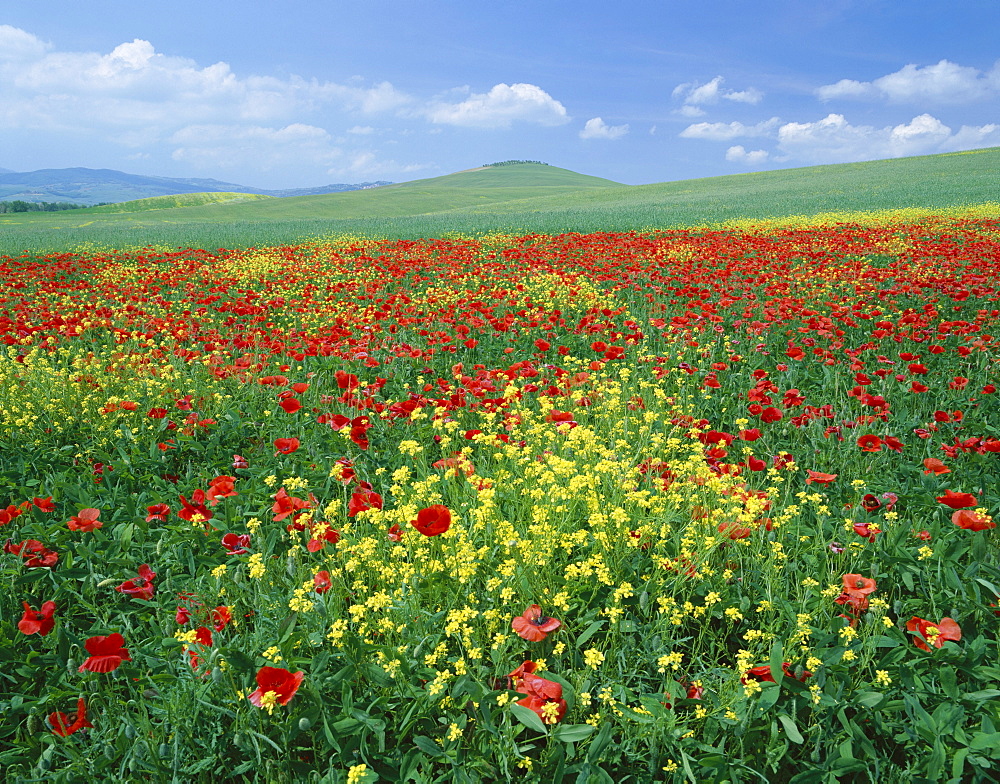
[{"left": 1, "top": 148, "right": 997, "bottom": 252}]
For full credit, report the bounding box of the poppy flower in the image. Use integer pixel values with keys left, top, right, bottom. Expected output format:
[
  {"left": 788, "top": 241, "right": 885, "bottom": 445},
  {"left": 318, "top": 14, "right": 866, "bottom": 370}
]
[
  {"left": 512, "top": 605, "right": 562, "bottom": 642},
  {"left": 274, "top": 437, "right": 300, "bottom": 455},
  {"left": 145, "top": 503, "right": 171, "bottom": 523},
  {"left": 206, "top": 476, "right": 238, "bottom": 505},
  {"left": 347, "top": 489, "right": 383, "bottom": 518},
  {"left": 387, "top": 523, "right": 403, "bottom": 542},
  {"left": 19, "top": 600, "right": 56, "bottom": 636},
  {"left": 272, "top": 487, "right": 315, "bottom": 522},
  {"left": 853, "top": 522, "right": 881, "bottom": 542},
  {"left": 178, "top": 490, "right": 213, "bottom": 523},
  {"left": 248, "top": 666, "right": 305, "bottom": 714},
  {"left": 513, "top": 672, "right": 567, "bottom": 725},
  {"left": 115, "top": 564, "right": 156, "bottom": 601},
  {"left": 936, "top": 490, "right": 978, "bottom": 509},
  {"left": 66, "top": 508, "right": 102, "bottom": 532},
  {"left": 222, "top": 532, "right": 251, "bottom": 554},
  {"left": 32, "top": 496, "right": 55, "bottom": 513},
  {"left": 279, "top": 397, "right": 302, "bottom": 414},
  {"left": 840, "top": 574, "right": 877, "bottom": 599},
  {"left": 906, "top": 616, "right": 962, "bottom": 651},
  {"left": 49, "top": 697, "right": 93, "bottom": 736},
  {"left": 313, "top": 570, "right": 332, "bottom": 593},
  {"left": 857, "top": 435, "right": 882, "bottom": 452},
  {"left": 78, "top": 633, "right": 131, "bottom": 673},
  {"left": 410, "top": 504, "right": 451, "bottom": 536},
  {"left": 232, "top": 454, "right": 249, "bottom": 470},
  {"left": 212, "top": 605, "right": 232, "bottom": 632},
  {"left": 924, "top": 457, "right": 951, "bottom": 476},
  {"left": 805, "top": 470, "right": 837, "bottom": 485},
  {"left": 5, "top": 538, "right": 59, "bottom": 568},
  {"left": 952, "top": 509, "right": 995, "bottom": 531}
]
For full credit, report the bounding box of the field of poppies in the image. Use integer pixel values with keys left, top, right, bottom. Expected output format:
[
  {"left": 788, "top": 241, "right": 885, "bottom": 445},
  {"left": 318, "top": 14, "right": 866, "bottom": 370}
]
[{"left": 1, "top": 211, "right": 999, "bottom": 783}]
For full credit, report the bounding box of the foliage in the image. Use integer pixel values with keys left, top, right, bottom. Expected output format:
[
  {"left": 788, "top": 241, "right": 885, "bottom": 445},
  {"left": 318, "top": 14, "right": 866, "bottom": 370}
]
[{"left": 0, "top": 216, "right": 999, "bottom": 782}]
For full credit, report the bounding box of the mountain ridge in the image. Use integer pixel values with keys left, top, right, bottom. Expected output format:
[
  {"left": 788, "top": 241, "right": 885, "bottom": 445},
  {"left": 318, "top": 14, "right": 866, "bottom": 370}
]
[{"left": 0, "top": 167, "right": 391, "bottom": 205}]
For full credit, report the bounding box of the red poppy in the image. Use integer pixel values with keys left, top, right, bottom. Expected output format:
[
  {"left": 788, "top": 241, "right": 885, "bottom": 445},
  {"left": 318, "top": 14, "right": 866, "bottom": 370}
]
[
  {"left": 906, "top": 616, "right": 962, "bottom": 651},
  {"left": 840, "top": 574, "right": 877, "bottom": 598},
  {"left": 347, "top": 489, "right": 383, "bottom": 518},
  {"left": 272, "top": 487, "right": 315, "bottom": 522},
  {"left": 178, "top": 490, "right": 213, "bottom": 522},
  {"left": 206, "top": 475, "right": 238, "bottom": 505},
  {"left": 857, "top": 435, "right": 882, "bottom": 452},
  {"left": 274, "top": 437, "right": 300, "bottom": 455},
  {"left": 410, "top": 504, "right": 451, "bottom": 536},
  {"left": 49, "top": 697, "right": 94, "bottom": 736},
  {"left": 222, "top": 532, "right": 251, "bottom": 554},
  {"left": 513, "top": 672, "right": 567, "bottom": 725},
  {"left": 212, "top": 605, "right": 232, "bottom": 632},
  {"left": 952, "top": 509, "right": 995, "bottom": 531},
  {"left": 32, "top": 496, "right": 55, "bottom": 513},
  {"left": 387, "top": 523, "right": 403, "bottom": 542},
  {"left": 232, "top": 454, "right": 249, "bottom": 470},
  {"left": 936, "top": 490, "right": 978, "bottom": 509},
  {"left": 853, "top": 522, "right": 881, "bottom": 542},
  {"left": 19, "top": 600, "right": 56, "bottom": 636},
  {"left": 805, "top": 470, "right": 837, "bottom": 485},
  {"left": 145, "top": 503, "right": 171, "bottom": 523},
  {"left": 279, "top": 397, "right": 302, "bottom": 414},
  {"left": 66, "top": 508, "right": 102, "bottom": 532},
  {"left": 313, "top": 570, "right": 332, "bottom": 593},
  {"left": 742, "top": 662, "right": 811, "bottom": 685},
  {"left": 511, "top": 605, "right": 562, "bottom": 642},
  {"left": 78, "top": 633, "right": 131, "bottom": 673},
  {"left": 115, "top": 564, "right": 156, "bottom": 601},
  {"left": 4, "top": 538, "right": 59, "bottom": 568},
  {"left": 248, "top": 666, "right": 305, "bottom": 712}
]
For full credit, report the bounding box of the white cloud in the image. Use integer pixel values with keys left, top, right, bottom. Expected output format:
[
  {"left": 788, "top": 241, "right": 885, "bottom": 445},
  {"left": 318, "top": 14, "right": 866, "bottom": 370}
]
[
  {"left": 424, "top": 83, "right": 569, "bottom": 128},
  {"left": 0, "top": 24, "right": 49, "bottom": 62},
  {"left": 673, "top": 76, "right": 763, "bottom": 112},
  {"left": 817, "top": 59, "right": 1000, "bottom": 105},
  {"left": 679, "top": 118, "right": 780, "bottom": 141},
  {"left": 725, "top": 145, "right": 769, "bottom": 165},
  {"left": 775, "top": 112, "right": 1000, "bottom": 163},
  {"left": 170, "top": 123, "right": 342, "bottom": 170},
  {"left": 579, "top": 117, "right": 629, "bottom": 140}
]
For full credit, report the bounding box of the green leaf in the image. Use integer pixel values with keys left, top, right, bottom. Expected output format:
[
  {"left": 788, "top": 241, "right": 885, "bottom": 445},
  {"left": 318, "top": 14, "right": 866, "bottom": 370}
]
[
  {"left": 587, "top": 722, "right": 613, "bottom": 763},
  {"left": 855, "top": 691, "right": 885, "bottom": 708},
  {"left": 552, "top": 723, "right": 596, "bottom": 743},
  {"left": 575, "top": 620, "right": 605, "bottom": 647},
  {"left": 969, "top": 732, "right": 1000, "bottom": 752},
  {"left": 510, "top": 702, "right": 548, "bottom": 734},
  {"left": 758, "top": 682, "right": 781, "bottom": 713},
  {"left": 939, "top": 667, "right": 959, "bottom": 700},
  {"left": 778, "top": 713, "right": 804, "bottom": 744},
  {"left": 412, "top": 735, "right": 446, "bottom": 759}
]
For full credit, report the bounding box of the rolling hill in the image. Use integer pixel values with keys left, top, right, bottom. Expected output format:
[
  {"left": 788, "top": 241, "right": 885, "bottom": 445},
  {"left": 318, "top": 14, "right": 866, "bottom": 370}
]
[
  {"left": 0, "top": 167, "right": 391, "bottom": 205},
  {"left": 1, "top": 149, "right": 997, "bottom": 252}
]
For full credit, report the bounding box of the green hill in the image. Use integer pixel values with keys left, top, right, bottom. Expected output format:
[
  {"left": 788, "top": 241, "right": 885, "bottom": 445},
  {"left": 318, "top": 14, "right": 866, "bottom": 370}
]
[
  {"left": 78, "top": 192, "right": 276, "bottom": 214},
  {"left": 1, "top": 151, "right": 998, "bottom": 252}
]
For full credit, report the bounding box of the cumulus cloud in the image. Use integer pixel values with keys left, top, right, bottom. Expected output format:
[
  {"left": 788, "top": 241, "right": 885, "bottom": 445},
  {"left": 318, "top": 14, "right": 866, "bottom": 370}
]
[
  {"left": 817, "top": 59, "right": 1000, "bottom": 105},
  {"left": 579, "top": 117, "right": 629, "bottom": 140},
  {"left": 673, "top": 76, "right": 763, "bottom": 114},
  {"left": 725, "top": 145, "right": 769, "bottom": 164},
  {"left": 679, "top": 117, "right": 780, "bottom": 141},
  {"left": 423, "top": 83, "right": 569, "bottom": 128},
  {"left": 776, "top": 112, "right": 1000, "bottom": 163}
]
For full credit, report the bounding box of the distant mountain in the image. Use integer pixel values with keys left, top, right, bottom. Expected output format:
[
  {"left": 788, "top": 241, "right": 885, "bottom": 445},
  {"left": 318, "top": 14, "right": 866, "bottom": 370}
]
[{"left": 0, "top": 167, "right": 391, "bottom": 205}]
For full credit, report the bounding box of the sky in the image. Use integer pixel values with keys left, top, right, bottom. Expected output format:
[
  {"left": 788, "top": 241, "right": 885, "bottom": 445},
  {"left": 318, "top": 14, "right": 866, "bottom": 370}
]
[{"left": 1, "top": 1, "right": 999, "bottom": 188}]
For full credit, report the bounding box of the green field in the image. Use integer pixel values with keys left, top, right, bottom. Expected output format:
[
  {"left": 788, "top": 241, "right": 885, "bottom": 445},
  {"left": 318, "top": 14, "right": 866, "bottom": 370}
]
[{"left": 1, "top": 148, "right": 998, "bottom": 252}]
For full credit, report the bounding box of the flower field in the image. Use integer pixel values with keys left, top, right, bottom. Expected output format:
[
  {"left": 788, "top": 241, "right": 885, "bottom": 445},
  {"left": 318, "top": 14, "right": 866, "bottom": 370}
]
[{"left": 1, "top": 212, "right": 999, "bottom": 783}]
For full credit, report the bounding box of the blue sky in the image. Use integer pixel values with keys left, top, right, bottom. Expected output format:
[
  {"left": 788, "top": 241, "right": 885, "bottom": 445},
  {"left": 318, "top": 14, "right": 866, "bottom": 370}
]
[{"left": 2, "top": 1, "right": 998, "bottom": 188}]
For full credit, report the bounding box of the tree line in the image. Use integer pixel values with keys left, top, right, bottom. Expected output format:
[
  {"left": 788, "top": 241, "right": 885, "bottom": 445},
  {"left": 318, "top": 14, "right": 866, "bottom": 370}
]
[{"left": 0, "top": 200, "right": 101, "bottom": 213}]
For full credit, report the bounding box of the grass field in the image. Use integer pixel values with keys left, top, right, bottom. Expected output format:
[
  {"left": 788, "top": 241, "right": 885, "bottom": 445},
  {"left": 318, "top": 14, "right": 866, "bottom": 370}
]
[
  {"left": 1, "top": 200, "right": 999, "bottom": 781},
  {"left": 1, "top": 148, "right": 998, "bottom": 253}
]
